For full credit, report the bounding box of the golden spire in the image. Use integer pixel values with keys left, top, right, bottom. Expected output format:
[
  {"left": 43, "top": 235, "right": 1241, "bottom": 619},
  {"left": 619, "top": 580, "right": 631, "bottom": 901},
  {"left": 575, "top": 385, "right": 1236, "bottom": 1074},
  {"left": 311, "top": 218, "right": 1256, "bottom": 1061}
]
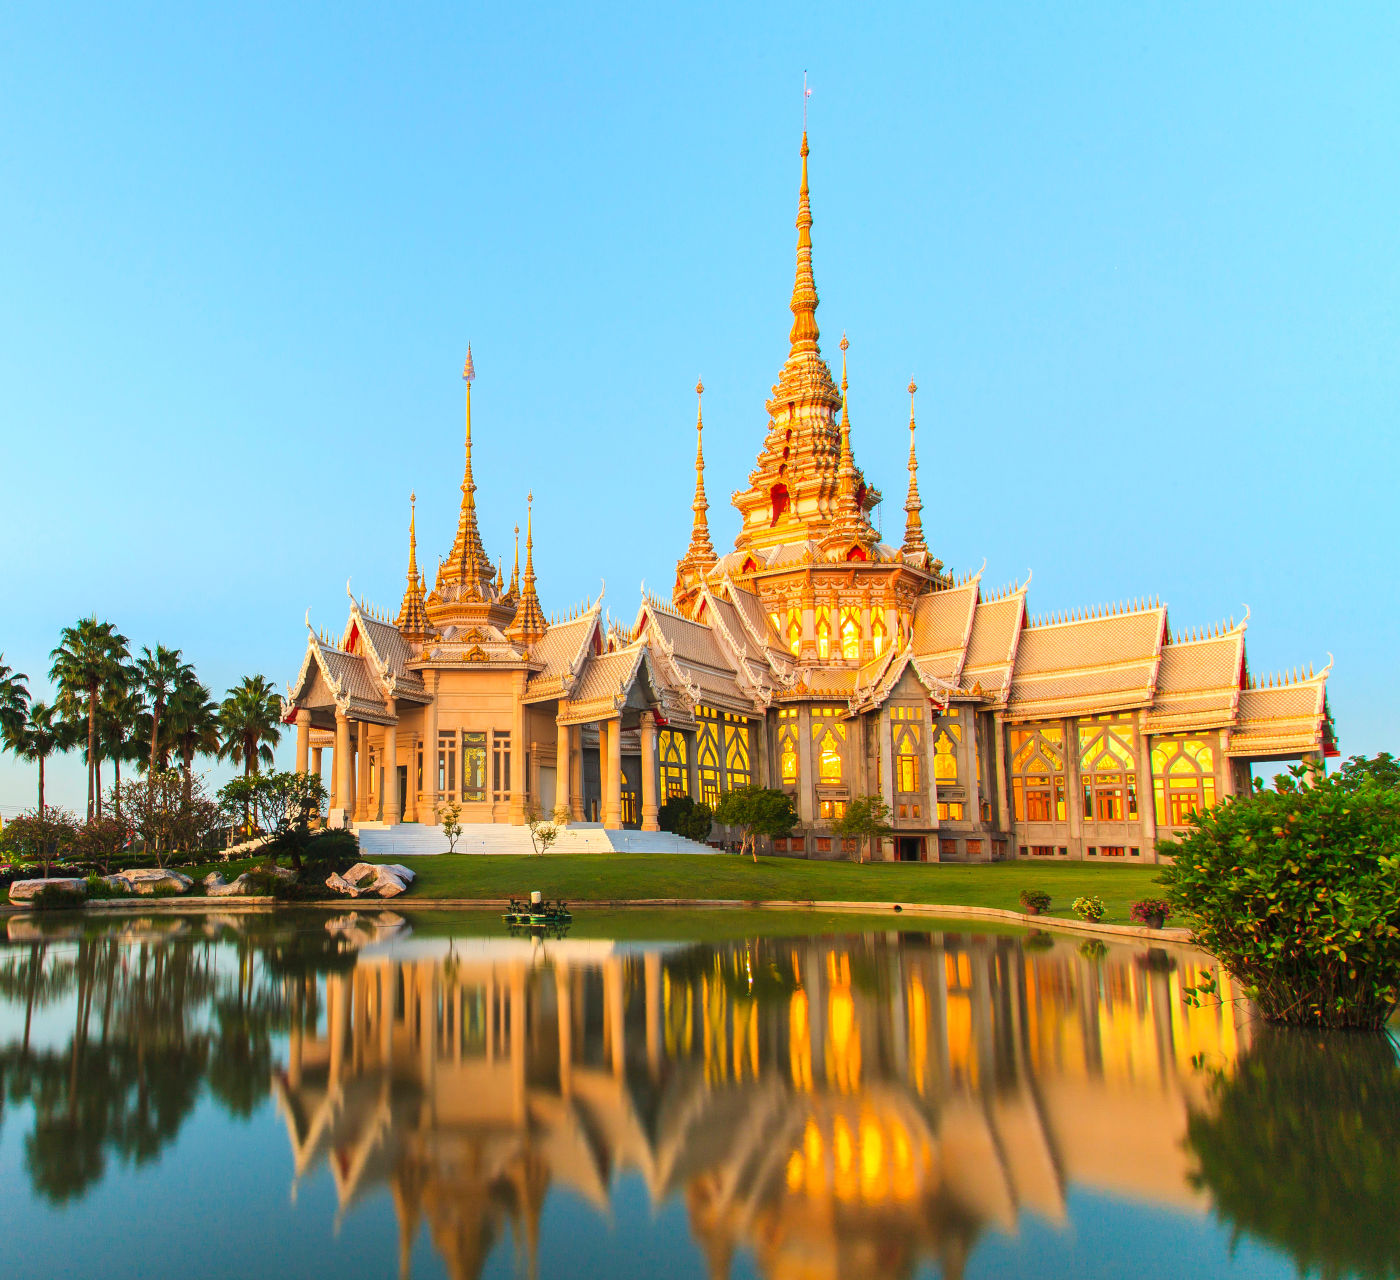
[
  {"left": 510, "top": 523, "right": 520, "bottom": 596},
  {"left": 508, "top": 492, "right": 548, "bottom": 647},
  {"left": 395, "top": 492, "right": 430, "bottom": 639},
  {"left": 789, "top": 133, "right": 819, "bottom": 351},
  {"left": 674, "top": 379, "right": 719, "bottom": 605},
  {"left": 828, "top": 335, "right": 873, "bottom": 551},
  {"left": 902, "top": 380, "right": 929, "bottom": 558},
  {"left": 445, "top": 344, "right": 493, "bottom": 598}
]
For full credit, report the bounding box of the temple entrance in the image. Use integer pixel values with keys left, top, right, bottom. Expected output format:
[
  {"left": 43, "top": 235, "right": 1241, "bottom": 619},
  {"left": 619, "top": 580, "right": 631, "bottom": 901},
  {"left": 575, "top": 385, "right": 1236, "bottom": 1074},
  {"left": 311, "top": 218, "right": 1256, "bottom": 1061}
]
[
  {"left": 397, "top": 766, "right": 408, "bottom": 817},
  {"left": 897, "top": 836, "right": 924, "bottom": 863}
]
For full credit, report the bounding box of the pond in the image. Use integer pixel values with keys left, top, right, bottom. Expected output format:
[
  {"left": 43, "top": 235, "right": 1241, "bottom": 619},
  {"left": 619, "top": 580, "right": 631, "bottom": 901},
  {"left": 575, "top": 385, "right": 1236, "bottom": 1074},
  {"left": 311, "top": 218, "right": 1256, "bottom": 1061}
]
[{"left": 0, "top": 909, "right": 1396, "bottom": 1280}]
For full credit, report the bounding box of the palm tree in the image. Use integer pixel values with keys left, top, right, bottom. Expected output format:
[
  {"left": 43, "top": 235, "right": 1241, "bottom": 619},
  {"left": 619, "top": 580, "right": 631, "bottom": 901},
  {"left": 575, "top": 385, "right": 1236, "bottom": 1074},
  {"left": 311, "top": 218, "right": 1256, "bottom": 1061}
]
[
  {"left": 166, "top": 674, "right": 221, "bottom": 803},
  {"left": 99, "top": 682, "right": 147, "bottom": 815},
  {"left": 134, "top": 645, "right": 192, "bottom": 775},
  {"left": 0, "top": 654, "right": 29, "bottom": 740},
  {"left": 6, "top": 701, "right": 74, "bottom": 814},
  {"left": 218, "top": 676, "right": 282, "bottom": 777},
  {"left": 50, "top": 618, "right": 129, "bottom": 818}
]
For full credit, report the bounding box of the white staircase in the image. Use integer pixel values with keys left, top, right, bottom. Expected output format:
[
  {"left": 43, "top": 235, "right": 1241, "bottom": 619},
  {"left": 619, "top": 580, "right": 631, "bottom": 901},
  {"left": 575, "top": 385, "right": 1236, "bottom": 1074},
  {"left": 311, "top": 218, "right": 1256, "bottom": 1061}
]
[{"left": 352, "top": 821, "right": 715, "bottom": 858}]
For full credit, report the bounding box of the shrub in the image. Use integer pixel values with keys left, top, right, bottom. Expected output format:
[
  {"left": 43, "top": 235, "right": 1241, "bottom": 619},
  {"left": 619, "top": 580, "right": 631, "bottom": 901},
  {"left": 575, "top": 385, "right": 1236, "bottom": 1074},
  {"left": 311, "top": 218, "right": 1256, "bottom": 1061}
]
[
  {"left": 1019, "top": 888, "right": 1051, "bottom": 915},
  {"left": 1130, "top": 898, "right": 1171, "bottom": 928},
  {"left": 1072, "top": 895, "right": 1105, "bottom": 923},
  {"left": 712, "top": 787, "right": 796, "bottom": 862},
  {"left": 1160, "top": 764, "right": 1400, "bottom": 1030},
  {"left": 29, "top": 883, "right": 85, "bottom": 911},
  {"left": 84, "top": 873, "right": 131, "bottom": 900},
  {"left": 658, "top": 795, "right": 713, "bottom": 844}
]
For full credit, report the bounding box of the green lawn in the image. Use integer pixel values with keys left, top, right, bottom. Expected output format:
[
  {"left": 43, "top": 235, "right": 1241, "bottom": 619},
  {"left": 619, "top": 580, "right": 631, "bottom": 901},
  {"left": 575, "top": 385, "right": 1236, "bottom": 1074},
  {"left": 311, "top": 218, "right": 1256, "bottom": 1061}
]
[{"left": 364, "top": 855, "right": 1164, "bottom": 924}]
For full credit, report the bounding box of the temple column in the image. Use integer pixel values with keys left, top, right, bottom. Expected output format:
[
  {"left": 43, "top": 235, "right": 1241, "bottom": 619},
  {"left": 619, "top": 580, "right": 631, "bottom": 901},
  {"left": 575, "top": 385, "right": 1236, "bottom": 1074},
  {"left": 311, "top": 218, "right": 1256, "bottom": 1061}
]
[
  {"left": 335, "top": 710, "right": 352, "bottom": 823},
  {"left": 1066, "top": 716, "right": 1084, "bottom": 856},
  {"left": 797, "top": 706, "right": 815, "bottom": 827},
  {"left": 1138, "top": 712, "right": 1157, "bottom": 859},
  {"left": 424, "top": 673, "right": 439, "bottom": 820},
  {"left": 295, "top": 709, "right": 311, "bottom": 775},
  {"left": 751, "top": 715, "right": 768, "bottom": 788},
  {"left": 859, "top": 601, "right": 873, "bottom": 663},
  {"left": 312, "top": 745, "right": 323, "bottom": 781},
  {"left": 604, "top": 717, "right": 623, "bottom": 829},
  {"left": 383, "top": 700, "right": 401, "bottom": 826},
  {"left": 596, "top": 721, "right": 609, "bottom": 822},
  {"left": 640, "top": 712, "right": 660, "bottom": 831},
  {"left": 879, "top": 707, "right": 894, "bottom": 858},
  {"left": 925, "top": 709, "right": 942, "bottom": 841},
  {"left": 963, "top": 709, "right": 982, "bottom": 828},
  {"left": 510, "top": 671, "right": 528, "bottom": 824},
  {"left": 800, "top": 599, "right": 817, "bottom": 660},
  {"left": 355, "top": 723, "right": 372, "bottom": 822},
  {"left": 884, "top": 603, "right": 900, "bottom": 650},
  {"left": 555, "top": 711, "right": 572, "bottom": 823},
  {"left": 570, "top": 721, "right": 584, "bottom": 820},
  {"left": 684, "top": 727, "right": 698, "bottom": 801},
  {"left": 405, "top": 737, "right": 418, "bottom": 823},
  {"left": 993, "top": 713, "right": 1012, "bottom": 832}
]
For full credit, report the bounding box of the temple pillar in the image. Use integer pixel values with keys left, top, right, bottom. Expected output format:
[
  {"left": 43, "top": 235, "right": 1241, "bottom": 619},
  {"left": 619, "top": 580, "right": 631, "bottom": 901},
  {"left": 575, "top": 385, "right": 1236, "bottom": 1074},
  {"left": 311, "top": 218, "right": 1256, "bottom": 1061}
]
[
  {"left": 879, "top": 707, "right": 894, "bottom": 858},
  {"left": 1066, "top": 716, "right": 1084, "bottom": 855},
  {"left": 1138, "top": 712, "right": 1157, "bottom": 859},
  {"left": 596, "top": 721, "right": 609, "bottom": 822},
  {"left": 355, "top": 722, "right": 372, "bottom": 821},
  {"left": 424, "top": 673, "right": 439, "bottom": 820},
  {"left": 859, "top": 601, "right": 873, "bottom": 663},
  {"left": 640, "top": 712, "right": 660, "bottom": 831},
  {"left": 335, "top": 710, "right": 352, "bottom": 823},
  {"left": 964, "top": 708, "right": 982, "bottom": 827},
  {"left": 800, "top": 600, "right": 817, "bottom": 660},
  {"left": 510, "top": 671, "right": 528, "bottom": 824},
  {"left": 993, "top": 713, "right": 1012, "bottom": 832},
  {"left": 604, "top": 717, "right": 623, "bottom": 829},
  {"left": 555, "top": 711, "right": 572, "bottom": 823},
  {"left": 312, "top": 745, "right": 323, "bottom": 781},
  {"left": 383, "top": 701, "right": 401, "bottom": 826},
  {"left": 796, "top": 706, "right": 815, "bottom": 826},
  {"left": 405, "top": 737, "right": 418, "bottom": 823},
  {"left": 295, "top": 709, "right": 311, "bottom": 775},
  {"left": 884, "top": 603, "right": 900, "bottom": 650},
  {"left": 570, "top": 720, "right": 584, "bottom": 820},
  {"left": 925, "top": 708, "right": 942, "bottom": 838}
]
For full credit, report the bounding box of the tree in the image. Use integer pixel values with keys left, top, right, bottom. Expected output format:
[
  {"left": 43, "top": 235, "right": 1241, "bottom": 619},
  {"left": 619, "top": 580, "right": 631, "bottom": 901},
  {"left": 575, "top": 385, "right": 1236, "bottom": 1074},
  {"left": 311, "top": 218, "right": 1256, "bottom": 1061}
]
[
  {"left": 115, "top": 770, "right": 222, "bottom": 866},
  {"left": 134, "top": 645, "right": 192, "bottom": 774},
  {"left": 440, "top": 802, "right": 463, "bottom": 853},
  {"left": 712, "top": 786, "right": 797, "bottom": 862},
  {"left": 831, "top": 796, "right": 892, "bottom": 863},
  {"left": 96, "top": 680, "right": 145, "bottom": 815},
  {"left": 0, "top": 807, "right": 81, "bottom": 877},
  {"left": 165, "top": 673, "right": 220, "bottom": 803},
  {"left": 1338, "top": 752, "right": 1400, "bottom": 791},
  {"left": 50, "top": 618, "right": 130, "bottom": 819},
  {"left": 658, "top": 795, "right": 713, "bottom": 843},
  {"left": 75, "top": 815, "right": 130, "bottom": 876},
  {"left": 0, "top": 652, "right": 29, "bottom": 741},
  {"left": 218, "top": 675, "right": 282, "bottom": 776},
  {"left": 217, "top": 771, "right": 326, "bottom": 871},
  {"left": 4, "top": 701, "right": 75, "bottom": 814},
  {"left": 1160, "top": 763, "right": 1400, "bottom": 1030},
  {"left": 525, "top": 802, "right": 559, "bottom": 856}
]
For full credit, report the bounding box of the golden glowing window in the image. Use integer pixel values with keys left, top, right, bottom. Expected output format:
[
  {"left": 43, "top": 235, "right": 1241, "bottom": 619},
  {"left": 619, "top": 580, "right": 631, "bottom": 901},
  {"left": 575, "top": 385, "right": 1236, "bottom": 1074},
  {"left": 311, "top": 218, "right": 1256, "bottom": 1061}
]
[
  {"left": 812, "top": 708, "right": 846, "bottom": 783},
  {"left": 891, "top": 706, "right": 923, "bottom": 795},
  {"left": 815, "top": 608, "right": 832, "bottom": 660},
  {"left": 778, "top": 708, "right": 799, "bottom": 785},
  {"left": 786, "top": 609, "right": 802, "bottom": 656},
  {"left": 659, "top": 728, "right": 688, "bottom": 798},
  {"left": 871, "top": 613, "right": 887, "bottom": 657},
  {"left": 819, "top": 798, "right": 847, "bottom": 820},
  {"left": 724, "top": 712, "right": 751, "bottom": 787},
  {"left": 1078, "top": 717, "right": 1138, "bottom": 823},
  {"left": 839, "top": 607, "right": 861, "bottom": 661},
  {"left": 937, "top": 801, "right": 965, "bottom": 821},
  {"left": 1009, "top": 724, "right": 1066, "bottom": 823},
  {"left": 1151, "top": 736, "right": 1217, "bottom": 826},
  {"left": 932, "top": 714, "right": 961, "bottom": 785},
  {"left": 697, "top": 706, "right": 722, "bottom": 807}
]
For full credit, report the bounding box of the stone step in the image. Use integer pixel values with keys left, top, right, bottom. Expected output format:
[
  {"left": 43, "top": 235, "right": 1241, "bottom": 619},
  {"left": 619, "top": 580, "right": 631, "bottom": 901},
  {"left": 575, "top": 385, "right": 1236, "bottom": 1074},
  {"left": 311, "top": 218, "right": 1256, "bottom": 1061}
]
[{"left": 352, "top": 822, "right": 715, "bottom": 858}]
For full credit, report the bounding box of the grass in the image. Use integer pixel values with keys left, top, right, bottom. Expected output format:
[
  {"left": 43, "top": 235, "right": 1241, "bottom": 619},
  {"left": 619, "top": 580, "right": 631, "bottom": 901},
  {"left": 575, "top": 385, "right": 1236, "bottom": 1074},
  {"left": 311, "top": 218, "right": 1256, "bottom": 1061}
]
[{"left": 363, "top": 855, "right": 1164, "bottom": 924}]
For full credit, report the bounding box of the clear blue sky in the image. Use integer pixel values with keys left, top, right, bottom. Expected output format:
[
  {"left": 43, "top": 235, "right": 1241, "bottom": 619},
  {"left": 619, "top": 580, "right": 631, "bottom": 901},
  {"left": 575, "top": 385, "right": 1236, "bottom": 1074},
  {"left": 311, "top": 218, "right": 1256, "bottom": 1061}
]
[{"left": 2, "top": 2, "right": 1395, "bottom": 816}]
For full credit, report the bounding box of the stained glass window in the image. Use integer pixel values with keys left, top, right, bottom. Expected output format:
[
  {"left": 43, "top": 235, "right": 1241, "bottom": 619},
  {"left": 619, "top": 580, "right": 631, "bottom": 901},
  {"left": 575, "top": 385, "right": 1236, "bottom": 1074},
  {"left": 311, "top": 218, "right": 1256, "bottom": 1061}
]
[
  {"left": 815, "top": 608, "right": 832, "bottom": 660},
  {"left": 777, "top": 709, "right": 799, "bottom": 785},
  {"left": 1151, "top": 736, "right": 1217, "bottom": 826},
  {"left": 1078, "top": 717, "right": 1137, "bottom": 822},
  {"left": 697, "top": 706, "right": 722, "bottom": 807},
  {"left": 932, "top": 713, "right": 961, "bottom": 785},
  {"left": 871, "top": 613, "right": 887, "bottom": 657},
  {"left": 786, "top": 610, "right": 802, "bottom": 656},
  {"left": 463, "top": 731, "right": 487, "bottom": 802},
  {"left": 892, "top": 706, "right": 923, "bottom": 795},
  {"left": 812, "top": 708, "right": 845, "bottom": 783},
  {"left": 659, "top": 728, "right": 688, "bottom": 798},
  {"left": 724, "top": 712, "right": 751, "bottom": 788},
  {"left": 839, "top": 607, "right": 861, "bottom": 661},
  {"left": 1009, "top": 724, "right": 1066, "bottom": 823}
]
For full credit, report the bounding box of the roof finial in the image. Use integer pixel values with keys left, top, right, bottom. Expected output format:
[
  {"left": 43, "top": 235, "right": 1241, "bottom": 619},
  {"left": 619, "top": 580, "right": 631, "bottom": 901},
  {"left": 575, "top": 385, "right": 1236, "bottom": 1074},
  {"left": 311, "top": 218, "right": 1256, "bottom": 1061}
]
[
  {"left": 510, "top": 523, "right": 520, "bottom": 596},
  {"left": 829, "top": 333, "right": 871, "bottom": 551},
  {"left": 508, "top": 491, "right": 547, "bottom": 648},
  {"left": 445, "top": 346, "right": 491, "bottom": 598},
  {"left": 674, "top": 378, "right": 718, "bottom": 605},
  {"left": 788, "top": 130, "right": 820, "bottom": 353},
  {"left": 395, "top": 492, "right": 430, "bottom": 640},
  {"left": 901, "top": 379, "right": 928, "bottom": 559}
]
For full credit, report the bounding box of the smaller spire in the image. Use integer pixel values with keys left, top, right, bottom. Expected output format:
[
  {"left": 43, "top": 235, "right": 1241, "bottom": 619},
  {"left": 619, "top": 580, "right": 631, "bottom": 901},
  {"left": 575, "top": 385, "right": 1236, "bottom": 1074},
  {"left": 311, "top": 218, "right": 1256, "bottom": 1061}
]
[
  {"left": 674, "top": 379, "right": 719, "bottom": 606},
  {"left": 510, "top": 524, "right": 520, "bottom": 596},
  {"left": 828, "top": 333, "right": 872, "bottom": 552},
  {"left": 508, "top": 492, "right": 547, "bottom": 647},
  {"left": 902, "top": 379, "right": 929, "bottom": 559},
  {"left": 395, "top": 492, "right": 430, "bottom": 640}
]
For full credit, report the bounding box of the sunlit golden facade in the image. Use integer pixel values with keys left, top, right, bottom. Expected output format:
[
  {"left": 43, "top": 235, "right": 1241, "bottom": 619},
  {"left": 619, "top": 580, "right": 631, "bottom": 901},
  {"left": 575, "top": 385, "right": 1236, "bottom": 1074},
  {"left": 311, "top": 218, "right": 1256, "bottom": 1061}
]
[{"left": 282, "top": 132, "right": 1336, "bottom": 861}]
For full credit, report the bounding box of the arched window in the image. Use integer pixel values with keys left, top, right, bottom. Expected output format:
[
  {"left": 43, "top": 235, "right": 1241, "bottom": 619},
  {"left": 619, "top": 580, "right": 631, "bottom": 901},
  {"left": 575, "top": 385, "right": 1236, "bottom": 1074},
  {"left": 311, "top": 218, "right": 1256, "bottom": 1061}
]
[
  {"left": 812, "top": 708, "right": 846, "bottom": 783},
  {"left": 839, "top": 607, "right": 861, "bottom": 660},
  {"left": 778, "top": 709, "right": 799, "bottom": 784},
  {"left": 770, "top": 483, "right": 789, "bottom": 526},
  {"left": 1078, "top": 716, "right": 1138, "bottom": 822},
  {"left": 871, "top": 613, "right": 887, "bottom": 657},
  {"left": 845, "top": 545, "right": 867, "bottom": 562},
  {"left": 1009, "top": 724, "right": 1067, "bottom": 822},
  {"left": 786, "top": 609, "right": 802, "bottom": 656},
  {"left": 815, "top": 608, "right": 832, "bottom": 659},
  {"left": 1151, "top": 736, "right": 1216, "bottom": 826}
]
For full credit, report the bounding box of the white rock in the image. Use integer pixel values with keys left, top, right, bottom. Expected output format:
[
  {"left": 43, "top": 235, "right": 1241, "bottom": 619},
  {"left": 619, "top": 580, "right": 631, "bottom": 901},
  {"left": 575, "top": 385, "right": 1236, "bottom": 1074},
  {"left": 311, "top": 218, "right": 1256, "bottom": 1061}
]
[
  {"left": 101, "top": 875, "right": 134, "bottom": 894},
  {"left": 325, "top": 872, "right": 360, "bottom": 898},
  {"left": 377, "top": 863, "right": 416, "bottom": 884},
  {"left": 343, "top": 863, "right": 380, "bottom": 886},
  {"left": 124, "top": 868, "right": 193, "bottom": 894},
  {"left": 9, "top": 878, "right": 87, "bottom": 903},
  {"left": 209, "top": 873, "right": 257, "bottom": 898},
  {"left": 202, "top": 872, "right": 227, "bottom": 890},
  {"left": 373, "top": 871, "right": 408, "bottom": 899}
]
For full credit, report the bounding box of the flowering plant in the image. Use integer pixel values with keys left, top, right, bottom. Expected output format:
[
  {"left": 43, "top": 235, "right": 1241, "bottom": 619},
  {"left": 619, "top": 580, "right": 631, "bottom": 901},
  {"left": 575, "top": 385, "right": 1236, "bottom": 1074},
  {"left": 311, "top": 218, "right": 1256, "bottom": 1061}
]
[
  {"left": 1071, "top": 894, "right": 1105, "bottom": 923},
  {"left": 1130, "top": 898, "right": 1171, "bottom": 927},
  {"left": 1018, "top": 888, "right": 1052, "bottom": 915}
]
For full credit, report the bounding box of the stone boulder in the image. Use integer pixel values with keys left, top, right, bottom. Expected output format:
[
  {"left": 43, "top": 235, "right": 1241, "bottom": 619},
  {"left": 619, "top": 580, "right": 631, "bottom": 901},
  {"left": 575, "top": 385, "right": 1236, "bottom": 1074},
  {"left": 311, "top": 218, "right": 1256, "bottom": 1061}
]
[
  {"left": 9, "top": 877, "right": 87, "bottom": 904},
  {"left": 124, "top": 868, "right": 194, "bottom": 895},
  {"left": 202, "top": 871, "right": 227, "bottom": 891},
  {"left": 100, "top": 874, "right": 135, "bottom": 894},
  {"left": 325, "top": 862, "right": 415, "bottom": 899},
  {"left": 208, "top": 873, "right": 257, "bottom": 898}
]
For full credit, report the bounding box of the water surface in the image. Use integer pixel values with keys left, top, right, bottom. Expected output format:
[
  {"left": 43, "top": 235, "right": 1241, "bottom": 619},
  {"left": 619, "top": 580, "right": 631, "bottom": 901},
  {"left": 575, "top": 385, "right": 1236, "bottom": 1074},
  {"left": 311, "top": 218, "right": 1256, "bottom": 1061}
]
[{"left": 0, "top": 909, "right": 1395, "bottom": 1280}]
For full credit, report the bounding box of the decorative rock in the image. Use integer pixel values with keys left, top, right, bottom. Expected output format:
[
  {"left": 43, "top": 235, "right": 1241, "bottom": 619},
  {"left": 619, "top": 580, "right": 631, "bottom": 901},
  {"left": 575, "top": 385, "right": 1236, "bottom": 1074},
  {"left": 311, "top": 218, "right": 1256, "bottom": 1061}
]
[
  {"left": 9, "top": 877, "right": 87, "bottom": 903},
  {"left": 101, "top": 875, "right": 135, "bottom": 894},
  {"left": 325, "top": 872, "right": 360, "bottom": 898},
  {"left": 202, "top": 872, "right": 227, "bottom": 890},
  {"left": 377, "top": 864, "right": 416, "bottom": 885},
  {"left": 374, "top": 871, "right": 408, "bottom": 898},
  {"left": 328, "top": 862, "right": 413, "bottom": 899},
  {"left": 124, "top": 868, "right": 194, "bottom": 895},
  {"left": 263, "top": 865, "right": 298, "bottom": 883},
  {"left": 208, "top": 873, "right": 257, "bottom": 898}
]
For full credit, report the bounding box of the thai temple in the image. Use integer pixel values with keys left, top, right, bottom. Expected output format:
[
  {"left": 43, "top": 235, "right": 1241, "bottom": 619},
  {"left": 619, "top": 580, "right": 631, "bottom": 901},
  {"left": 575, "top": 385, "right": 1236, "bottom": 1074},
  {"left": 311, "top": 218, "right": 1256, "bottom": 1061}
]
[{"left": 284, "top": 132, "right": 1336, "bottom": 863}]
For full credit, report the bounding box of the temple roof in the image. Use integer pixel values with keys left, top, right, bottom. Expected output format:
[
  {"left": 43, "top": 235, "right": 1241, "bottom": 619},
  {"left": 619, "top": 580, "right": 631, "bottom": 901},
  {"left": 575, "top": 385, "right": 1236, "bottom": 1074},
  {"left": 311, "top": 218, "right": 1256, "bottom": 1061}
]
[
  {"left": 1227, "top": 667, "right": 1334, "bottom": 759},
  {"left": 1142, "top": 623, "right": 1246, "bottom": 735},
  {"left": 523, "top": 608, "right": 601, "bottom": 704}
]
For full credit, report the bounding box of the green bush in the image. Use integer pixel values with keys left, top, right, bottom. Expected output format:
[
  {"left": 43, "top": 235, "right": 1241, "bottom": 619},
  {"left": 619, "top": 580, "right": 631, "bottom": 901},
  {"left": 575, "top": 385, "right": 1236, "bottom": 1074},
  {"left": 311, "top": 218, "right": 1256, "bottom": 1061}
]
[
  {"left": 1160, "top": 765, "right": 1400, "bottom": 1030},
  {"left": 29, "top": 883, "right": 86, "bottom": 911},
  {"left": 657, "top": 796, "right": 713, "bottom": 844},
  {"left": 1072, "top": 894, "right": 1105, "bottom": 922},
  {"left": 1019, "top": 888, "right": 1051, "bottom": 915},
  {"left": 1187, "top": 1028, "right": 1400, "bottom": 1277},
  {"left": 84, "top": 874, "right": 131, "bottom": 900}
]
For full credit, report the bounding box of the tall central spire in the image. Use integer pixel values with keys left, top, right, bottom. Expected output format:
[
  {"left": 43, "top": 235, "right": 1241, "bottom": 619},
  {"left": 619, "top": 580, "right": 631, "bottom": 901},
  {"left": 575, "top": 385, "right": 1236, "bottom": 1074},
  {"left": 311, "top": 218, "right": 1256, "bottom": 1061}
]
[
  {"left": 445, "top": 345, "right": 493, "bottom": 598},
  {"left": 788, "top": 133, "right": 819, "bottom": 353}
]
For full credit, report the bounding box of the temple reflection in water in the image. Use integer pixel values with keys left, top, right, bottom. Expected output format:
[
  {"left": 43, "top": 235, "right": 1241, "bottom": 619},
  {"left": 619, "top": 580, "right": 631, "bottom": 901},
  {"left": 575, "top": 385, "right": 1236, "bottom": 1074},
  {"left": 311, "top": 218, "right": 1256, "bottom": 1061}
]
[{"left": 273, "top": 930, "right": 1246, "bottom": 1280}]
